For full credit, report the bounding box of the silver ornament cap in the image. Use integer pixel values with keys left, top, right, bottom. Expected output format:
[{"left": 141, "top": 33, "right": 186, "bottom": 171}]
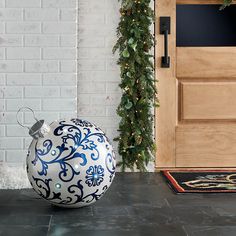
[
  {"left": 29, "top": 119, "right": 50, "bottom": 139},
  {"left": 16, "top": 107, "right": 50, "bottom": 139}
]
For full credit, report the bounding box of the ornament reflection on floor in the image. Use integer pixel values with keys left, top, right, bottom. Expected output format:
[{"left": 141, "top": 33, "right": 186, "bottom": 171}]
[{"left": 17, "top": 107, "right": 116, "bottom": 208}]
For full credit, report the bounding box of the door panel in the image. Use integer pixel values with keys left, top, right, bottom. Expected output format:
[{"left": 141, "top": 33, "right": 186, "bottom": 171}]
[
  {"left": 176, "top": 125, "right": 236, "bottom": 167},
  {"left": 155, "top": 0, "right": 236, "bottom": 169},
  {"left": 177, "top": 47, "right": 236, "bottom": 78},
  {"left": 179, "top": 81, "right": 236, "bottom": 120}
]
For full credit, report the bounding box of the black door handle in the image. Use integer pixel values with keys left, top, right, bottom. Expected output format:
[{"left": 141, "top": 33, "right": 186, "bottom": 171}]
[{"left": 160, "top": 17, "right": 171, "bottom": 68}]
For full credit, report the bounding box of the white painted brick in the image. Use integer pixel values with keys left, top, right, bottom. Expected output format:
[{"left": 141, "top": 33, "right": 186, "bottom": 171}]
[
  {"left": 106, "top": 11, "right": 119, "bottom": 25},
  {"left": 0, "top": 89, "right": 3, "bottom": 98},
  {"left": 60, "top": 86, "right": 76, "bottom": 98},
  {"left": 25, "top": 35, "right": 59, "bottom": 47},
  {"left": 6, "top": 125, "right": 28, "bottom": 137},
  {"left": 0, "top": 8, "right": 23, "bottom": 21},
  {"left": 43, "top": 48, "right": 75, "bottom": 59},
  {"left": 7, "top": 47, "right": 40, "bottom": 59},
  {"left": 0, "top": 112, "right": 22, "bottom": 124},
  {"left": 59, "top": 111, "right": 77, "bottom": 119},
  {"left": 0, "top": 23, "right": 5, "bottom": 33},
  {"left": 7, "top": 74, "right": 42, "bottom": 86},
  {"left": 0, "top": 138, "right": 23, "bottom": 149},
  {"left": 6, "top": 0, "right": 40, "bottom": 8},
  {"left": 0, "top": 125, "right": 5, "bottom": 136},
  {"left": 78, "top": 70, "right": 120, "bottom": 82},
  {"left": 60, "top": 9, "right": 76, "bottom": 21},
  {"left": 25, "top": 86, "right": 60, "bottom": 98},
  {"left": 24, "top": 111, "right": 59, "bottom": 124},
  {"left": 0, "top": 35, "right": 22, "bottom": 46},
  {"left": 106, "top": 59, "right": 119, "bottom": 72},
  {"left": 43, "top": 22, "right": 76, "bottom": 34},
  {"left": 6, "top": 150, "right": 26, "bottom": 162},
  {"left": 0, "top": 61, "right": 23, "bottom": 72},
  {"left": 60, "top": 35, "right": 76, "bottom": 47},
  {"left": 78, "top": 36, "right": 104, "bottom": 48},
  {"left": 104, "top": 22, "right": 119, "bottom": 33},
  {"left": 106, "top": 0, "right": 120, "bottom": 13},
  {"left": 79, "top": 14, "right": 105, "bottom": 25},
  {"left": 24, "top": 137, "right": 32, "bottom": 149},
  {"left": 25, "top": 60, "right": 59, "bottom": 72},
  {"left": 0, "top": 0, "right": 4, "bottom": 8},
  {"left": 78, "top": 106, "right": 106, "bottom": 117},
  {"left": 106, "top": 106, "right": 117, "bottom": 117},
  {"left": 82, "top": 116, "right": 118, "bottom": 129},
  {"left": 78, "top": 25, "right": 113, "bottom": 37},
  {"left": 78, "top": 59, "right": 105, "bottom": 71},
  {"left": 60, "top": 60, "right": 76, "bottom": 72},
  {"left": 78, "top": 82, "right": 106, "bottom": 93},
  {"left": 104, "top": 83, "right": 119, "bottom": 94},
  {"left": 106, "top": 127, "right": 119, "bottom": 140},
  {"left": 43, "top": 0, "right": 76, "bottom": 8},
  {"left": 105, "top": 36, "right": 117, "bottom": 48},
  {"left": 78, "top": 0, "right": 106, "bottom": 13},
  {"left": 42, "top": 99, "right": 76, "bottom": 111},
  {"left": 78, "top": 94, "right": 90, "bottom": 106},
  {"left": 79, "top": 48, "right": 114, "bottom": 59},
  {"left": 25, "top": 8, "right": 59, "bottom": 21},
  {"left": 90, "top": 94, "right": 121, "bottom": 106},
  {"left": 1, "top": 86, "right": 23, "bottom": 98},
  {"left": 6, "top": 22, "right": 41, "bottom": 34},
  {"left": 43, "top": 73, "right": 76, "bottom": 86},
  {"left": 0, "top": 98, "right": 4, "bottom": 110},
  {"left": 6, "top": 99, "right": 41, "bottom": 111},
  {"left": 0, "top": 150, "right": 4, "bottom": 162},
  {"left": 0, "top": 74, "right": 5, "bottom": 85},
  {"left": 36, "top": 112, "right": 59, "bottom": 122},
  {"left": 5, "top": 162, "right": 26, "bottom": 167},
  {"left": 106, "top": 82, "right": 121, "bottom": 93},
  {"left": 0, "top": 47, "right": 5, "bottom": 59},
  {"left": 77, "top": 72, "right": 90, "bottom": 81}
]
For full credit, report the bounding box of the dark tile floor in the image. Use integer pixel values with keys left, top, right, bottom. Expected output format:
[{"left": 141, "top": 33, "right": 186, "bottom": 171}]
[{"left": 0, "top": 173, "right": 236, "bottom": 236}]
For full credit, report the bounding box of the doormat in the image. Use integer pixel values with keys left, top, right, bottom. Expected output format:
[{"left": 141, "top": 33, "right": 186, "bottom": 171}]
[{"left": 161, "top": 170, "right": 236, "bottom": 193}]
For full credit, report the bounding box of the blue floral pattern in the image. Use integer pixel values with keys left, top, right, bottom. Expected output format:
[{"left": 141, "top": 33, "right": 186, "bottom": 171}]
[
  {"left": 27, "top": 118, "right": 116, "bottom": 208},
  {"left": 31, "top": 120, "right": 107, "bottom": 182},
  {"left": 85, "top": 165, "right": 104, "bottom": 187}
]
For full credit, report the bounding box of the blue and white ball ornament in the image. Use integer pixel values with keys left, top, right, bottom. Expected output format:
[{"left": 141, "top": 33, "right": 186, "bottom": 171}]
[{"left": 18, "top": 108, "right": 116, "bottom": 208}]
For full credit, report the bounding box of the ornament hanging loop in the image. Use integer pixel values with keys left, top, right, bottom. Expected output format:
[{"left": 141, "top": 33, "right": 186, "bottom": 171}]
[{"left": 16, "top": 107, "right": 38, "bottom": 130}]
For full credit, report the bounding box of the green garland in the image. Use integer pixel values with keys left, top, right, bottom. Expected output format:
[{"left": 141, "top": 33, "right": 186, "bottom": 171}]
[
  {"left": 113, "top": 0, "right": 232, "bottom": 172},
  {"left": 221, "top": 0, "right": 233, "bottom": 9},
  {"left": 113, "top": 0, "right": 158, "bottom": 172}
]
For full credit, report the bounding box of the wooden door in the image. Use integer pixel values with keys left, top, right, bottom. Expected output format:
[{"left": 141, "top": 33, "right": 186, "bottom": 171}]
[{"left": 155, "top": 0, "right": 236, "bottom": 169}]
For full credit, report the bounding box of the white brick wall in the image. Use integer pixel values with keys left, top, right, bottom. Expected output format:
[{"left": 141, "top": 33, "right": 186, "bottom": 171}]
[
  {"left": 77, "top": 0, "right": 123, "bottom": 166},
  {"left": 0, "top": 0, "right": 77, "bottom": 167}
]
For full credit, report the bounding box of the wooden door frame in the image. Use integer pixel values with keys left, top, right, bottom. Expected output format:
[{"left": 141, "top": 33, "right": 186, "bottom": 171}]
[
  {"left": 155, "top": 0, "right": 177, "bottom": 169},
  {"left": 154, "top": 0, "right": 236, "bottom": 170}
]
